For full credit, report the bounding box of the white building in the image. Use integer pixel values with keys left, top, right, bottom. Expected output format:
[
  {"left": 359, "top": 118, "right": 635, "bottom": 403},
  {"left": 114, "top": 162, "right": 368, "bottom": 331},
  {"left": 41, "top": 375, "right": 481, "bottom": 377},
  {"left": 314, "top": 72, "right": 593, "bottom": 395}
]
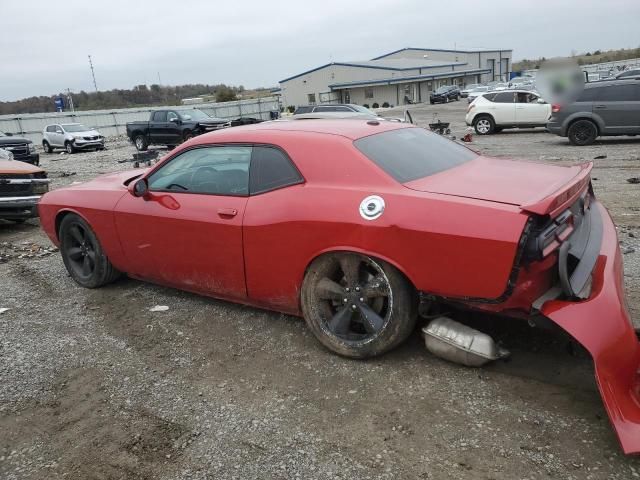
[{"left": 279, "top": 47, "right": 512, "bottom": 108}]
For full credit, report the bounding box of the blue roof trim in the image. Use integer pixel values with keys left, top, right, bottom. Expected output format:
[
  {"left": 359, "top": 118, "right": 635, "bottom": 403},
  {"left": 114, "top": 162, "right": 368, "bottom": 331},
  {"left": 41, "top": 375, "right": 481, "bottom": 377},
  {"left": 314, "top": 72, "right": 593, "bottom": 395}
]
[
  {"left": 371, "top": 47, "right": 512, "bottom": 60},
  {"left": 328, "top": 69, "right": 492, "bottom": 89},
  {"left": 279, "top": 61, "right": 467, "bottom": 83}
]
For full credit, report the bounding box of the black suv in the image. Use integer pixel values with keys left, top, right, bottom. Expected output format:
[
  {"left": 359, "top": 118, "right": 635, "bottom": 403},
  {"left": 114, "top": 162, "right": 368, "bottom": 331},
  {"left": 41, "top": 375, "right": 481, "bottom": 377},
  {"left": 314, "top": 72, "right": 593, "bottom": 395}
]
[
  {"left": 0, "top": 131, "right": 40, "bottom": 165},
  {"left": 547, "top": 79, "right": 640, "bottom": 145},
  {"left": 430, "top": 86, "right": 461, "bottom": 104}
]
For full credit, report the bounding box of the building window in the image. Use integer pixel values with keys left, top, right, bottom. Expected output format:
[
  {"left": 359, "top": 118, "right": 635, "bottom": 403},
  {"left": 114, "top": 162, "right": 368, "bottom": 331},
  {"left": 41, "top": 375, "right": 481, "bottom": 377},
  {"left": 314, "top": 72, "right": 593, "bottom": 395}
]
[
  {"left": 364, "top": 87, "right": 374, "bottom": 99},
  {"left": 307, "top": 93, "right": 316, "bottom": 104}
]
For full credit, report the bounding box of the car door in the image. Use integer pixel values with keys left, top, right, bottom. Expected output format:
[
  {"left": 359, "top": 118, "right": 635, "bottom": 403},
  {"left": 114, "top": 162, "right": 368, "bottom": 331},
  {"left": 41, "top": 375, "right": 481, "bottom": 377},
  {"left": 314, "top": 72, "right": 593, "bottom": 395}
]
[
  {"left": 166, "top": 111, "right": 184, "bottom": 144},
  {"left": 52, "top": 125, "right": 65, "bottom": 146},
  {"left": 515, "top": 92, "right": 550, "bottom": 125},
  {"left": 113, "top": 145, "right": 251, "bottom": 299},
  {"left": 488, "top": 92, "right": 516, "bottom": 124},
  {"left": 149, "top": 111, "right": 167, "bottom": 144},
  {"left": 595, "top": 84, "right": 640, "bottom": 134}
]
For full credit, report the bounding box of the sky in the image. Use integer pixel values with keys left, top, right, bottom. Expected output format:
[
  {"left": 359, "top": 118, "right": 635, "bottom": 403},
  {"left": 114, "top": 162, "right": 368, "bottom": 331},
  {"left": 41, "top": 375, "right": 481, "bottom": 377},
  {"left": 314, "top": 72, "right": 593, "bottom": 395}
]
[{"left": 1, "top": 0, "right": 639, "bottom": 101}]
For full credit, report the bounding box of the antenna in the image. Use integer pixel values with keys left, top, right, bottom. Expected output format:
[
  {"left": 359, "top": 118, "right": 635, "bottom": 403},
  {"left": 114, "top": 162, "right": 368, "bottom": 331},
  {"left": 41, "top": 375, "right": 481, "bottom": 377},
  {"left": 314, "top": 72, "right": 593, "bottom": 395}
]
[{"left": 88, "top": 55, "right": 98, "bottom": 92}]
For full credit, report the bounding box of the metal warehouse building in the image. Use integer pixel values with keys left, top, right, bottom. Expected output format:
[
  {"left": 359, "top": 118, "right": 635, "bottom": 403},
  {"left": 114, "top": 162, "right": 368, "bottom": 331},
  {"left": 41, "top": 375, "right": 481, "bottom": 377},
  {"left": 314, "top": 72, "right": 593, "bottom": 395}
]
[{"left": 278, "top": 47, "right": 512, "bottom": 108}]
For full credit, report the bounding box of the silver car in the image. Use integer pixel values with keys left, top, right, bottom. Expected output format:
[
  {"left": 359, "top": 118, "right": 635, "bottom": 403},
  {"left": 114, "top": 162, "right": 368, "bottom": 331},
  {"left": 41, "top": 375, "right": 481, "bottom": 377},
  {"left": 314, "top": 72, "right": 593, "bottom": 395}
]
[{"left": 42, "top": 123, "right": 105, "bottom": 154}]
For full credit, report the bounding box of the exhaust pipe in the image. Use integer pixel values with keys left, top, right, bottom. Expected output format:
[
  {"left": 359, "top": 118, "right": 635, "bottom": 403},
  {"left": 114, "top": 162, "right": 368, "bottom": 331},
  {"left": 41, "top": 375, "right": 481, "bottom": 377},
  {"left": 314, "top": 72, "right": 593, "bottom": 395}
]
[{"left": 422, "top": 317, "right": 510, "bottom": 367}]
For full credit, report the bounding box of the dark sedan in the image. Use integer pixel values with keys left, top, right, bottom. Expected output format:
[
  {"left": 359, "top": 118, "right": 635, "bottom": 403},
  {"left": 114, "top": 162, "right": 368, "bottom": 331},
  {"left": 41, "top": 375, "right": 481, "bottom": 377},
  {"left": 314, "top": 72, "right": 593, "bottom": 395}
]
[{"left": 429, "top": 86, "right": 460, "bottom": 104}]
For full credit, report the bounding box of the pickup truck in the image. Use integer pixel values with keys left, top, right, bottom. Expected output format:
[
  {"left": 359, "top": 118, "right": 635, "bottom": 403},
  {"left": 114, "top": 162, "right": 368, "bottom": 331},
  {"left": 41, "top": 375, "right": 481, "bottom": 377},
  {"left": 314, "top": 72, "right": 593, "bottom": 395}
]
[
  {"left": 126, "top": 109, "right": 227, "bottom": 151},
  {"left": 0, "top": 156, "right": 50, "bottom": 222}
]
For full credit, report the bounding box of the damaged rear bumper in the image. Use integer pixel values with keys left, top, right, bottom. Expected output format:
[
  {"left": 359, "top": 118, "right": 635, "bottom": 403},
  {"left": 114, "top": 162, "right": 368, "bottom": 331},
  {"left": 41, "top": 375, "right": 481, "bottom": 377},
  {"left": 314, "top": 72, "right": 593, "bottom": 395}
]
[{"left": 541, "top": 201, "right": 640, "bottom": 455}]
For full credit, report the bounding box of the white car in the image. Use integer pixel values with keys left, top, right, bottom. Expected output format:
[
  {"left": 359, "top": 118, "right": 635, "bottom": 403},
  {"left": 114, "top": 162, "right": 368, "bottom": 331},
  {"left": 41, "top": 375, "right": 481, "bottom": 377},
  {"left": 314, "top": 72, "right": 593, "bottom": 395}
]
[
  {"left": 42, "top": 123, "right": 105, "bottom": 154},
  {"left": 465, "top": 90, "right": 551, "bottom": 135}
]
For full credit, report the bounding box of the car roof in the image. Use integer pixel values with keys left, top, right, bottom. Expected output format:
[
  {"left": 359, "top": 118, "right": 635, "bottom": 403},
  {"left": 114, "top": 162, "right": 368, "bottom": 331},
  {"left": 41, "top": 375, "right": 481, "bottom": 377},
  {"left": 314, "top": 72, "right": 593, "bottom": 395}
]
[
  {"left": 585, "top": 78, "right": 640, "bottom": 88},
  {"left": 192, "top": 118, "right": 411, "bottom": 142}
]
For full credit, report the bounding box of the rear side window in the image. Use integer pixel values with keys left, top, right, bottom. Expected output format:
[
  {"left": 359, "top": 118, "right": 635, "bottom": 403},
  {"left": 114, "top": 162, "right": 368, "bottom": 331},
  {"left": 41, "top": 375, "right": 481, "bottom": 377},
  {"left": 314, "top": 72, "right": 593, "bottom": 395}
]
[
  {"left": 354, "top": 128, "right": 477, "bottom": 183},
  {"left": 152, "top": 111, "right": 167, "bottom": 122},
  {"left": 249, "top": 146, "right": 303, "bottom": 194},
  {"left": 492, "top": 92, "right": 515, "bottom": 103},
  {"left": 483, "top": 93, "right": 497, "bottom": 102},
  {"left": 599, "top": 84, "right": 639, "bottom": 101}
]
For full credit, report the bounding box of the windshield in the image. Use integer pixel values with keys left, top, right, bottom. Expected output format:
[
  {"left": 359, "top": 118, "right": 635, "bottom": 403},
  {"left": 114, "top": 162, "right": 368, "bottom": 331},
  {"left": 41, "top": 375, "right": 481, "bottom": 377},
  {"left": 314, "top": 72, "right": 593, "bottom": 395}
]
[
  {"left": 354, "top": 128, "right": 477, "bottom": 182},
  {"left": 352, "top": 105, "right": 377, "bottom": 115},
  {"left": 435, "top": 86, "right": 450, "bottom": 94},
  {"left": 178, "top": 109, "right": 211, "bottom": 121},
  {"left": 63, "top": 124, "right": 90, "bottom": 132}
]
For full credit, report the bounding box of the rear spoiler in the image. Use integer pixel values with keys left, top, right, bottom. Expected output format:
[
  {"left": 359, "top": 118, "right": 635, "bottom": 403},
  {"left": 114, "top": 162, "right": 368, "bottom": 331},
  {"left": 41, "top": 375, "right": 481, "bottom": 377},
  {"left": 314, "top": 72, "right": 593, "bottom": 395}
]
[{"left": 520, "top": 162, "right": 593, "bottom": 217}]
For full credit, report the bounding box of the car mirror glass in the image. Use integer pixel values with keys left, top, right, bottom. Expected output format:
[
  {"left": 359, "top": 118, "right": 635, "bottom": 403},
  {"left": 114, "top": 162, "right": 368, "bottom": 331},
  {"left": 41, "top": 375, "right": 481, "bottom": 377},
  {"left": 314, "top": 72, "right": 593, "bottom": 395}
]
[{"left": 129, "top": 178, "right": 149, "bottom": 198}]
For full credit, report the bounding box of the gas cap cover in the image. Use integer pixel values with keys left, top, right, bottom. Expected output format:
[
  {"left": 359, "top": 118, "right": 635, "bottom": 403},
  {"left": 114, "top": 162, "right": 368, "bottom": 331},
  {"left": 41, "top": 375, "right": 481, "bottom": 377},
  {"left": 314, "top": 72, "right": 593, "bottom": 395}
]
[{"left": 359, "top": 195, "right": 385, "bottom": 220}]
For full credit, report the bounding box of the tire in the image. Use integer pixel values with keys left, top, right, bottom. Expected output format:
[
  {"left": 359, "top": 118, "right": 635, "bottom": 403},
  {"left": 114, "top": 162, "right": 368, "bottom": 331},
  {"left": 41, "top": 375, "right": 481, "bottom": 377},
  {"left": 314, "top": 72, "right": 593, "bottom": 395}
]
[
  {"left": 11, "top": 219, "right": 26, "bottom": 224},
  {"left": 59, "top": 214, "right": 121, "bottom": 288},
  {"left": 134, "top": 135, "right": 148, "bottom": 151},
  {"left": 430, "top": 101, "right": 434, "bottom": 105},
  {"left": 65, "top": 141, "right": 75, "bottom": 154},
  {"left": 42, "top": 140, "right": 53, "bottom": 153},
  {"left": 473, "top": 115, "right": 495, "bottom": 135},
  {"left": 567, "top": 119, "right": 598, "bottom": 146},
  {"left": 301, "top": 252, "right": 417, "bottom": 358}
]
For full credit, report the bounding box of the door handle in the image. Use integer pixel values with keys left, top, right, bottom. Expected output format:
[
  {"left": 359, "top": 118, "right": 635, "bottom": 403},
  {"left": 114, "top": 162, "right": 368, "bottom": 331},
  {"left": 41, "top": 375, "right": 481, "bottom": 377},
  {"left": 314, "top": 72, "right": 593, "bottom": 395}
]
[
  {"left": 594, "top": 105, "right": 607, "bottom": 109},
  {"left": 217, "top": 208, "right": 238, "bottom": 217}
]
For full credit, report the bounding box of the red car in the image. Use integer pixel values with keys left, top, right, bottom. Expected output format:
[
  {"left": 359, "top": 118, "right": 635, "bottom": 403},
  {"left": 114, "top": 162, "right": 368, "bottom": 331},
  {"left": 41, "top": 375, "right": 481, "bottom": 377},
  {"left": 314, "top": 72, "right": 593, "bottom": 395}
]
[{"left": 39, "top": 119, "right": 639, "bottom": 454}]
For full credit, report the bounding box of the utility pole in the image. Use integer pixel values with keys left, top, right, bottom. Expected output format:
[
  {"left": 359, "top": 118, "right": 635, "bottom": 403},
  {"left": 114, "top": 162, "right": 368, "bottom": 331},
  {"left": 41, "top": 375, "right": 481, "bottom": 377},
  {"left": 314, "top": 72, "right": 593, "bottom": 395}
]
[
  {"left": 66, "top": 88, "right": 75, "bottom": 112},
  {"left": 88, "top": 55, "right": 98, "bottom": 92},
  {"left": 157, "top": 71, "right": 162, "bottom": 85}
]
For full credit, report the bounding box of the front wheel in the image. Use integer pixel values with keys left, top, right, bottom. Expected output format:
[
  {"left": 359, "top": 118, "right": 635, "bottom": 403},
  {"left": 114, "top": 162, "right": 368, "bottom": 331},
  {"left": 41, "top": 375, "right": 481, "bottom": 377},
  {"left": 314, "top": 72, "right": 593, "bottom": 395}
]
[
  {"left": 59, "top": 214, "right": 121, "bottom": 288},
  {"left": 567, "top": 120, "right": 598, "bottom": 146},
  {"left": 473, "top": 116, "right": 495, "bottom": 135},
  {"left": 65, "top": 142, "right": 75, "bottom": 154},
  {"left": 301, "top": 252, "right": 417, "bottom": 358},
  {"left": 43, "top": 140, "right": 53, "bottom": 153}
]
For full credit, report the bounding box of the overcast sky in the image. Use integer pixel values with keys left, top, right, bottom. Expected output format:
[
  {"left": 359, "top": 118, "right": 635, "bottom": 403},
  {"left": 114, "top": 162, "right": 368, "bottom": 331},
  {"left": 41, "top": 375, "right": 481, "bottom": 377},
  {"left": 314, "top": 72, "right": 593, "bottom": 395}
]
[{"left": 1, "top": 0, "right": 639, "bottom": 101}]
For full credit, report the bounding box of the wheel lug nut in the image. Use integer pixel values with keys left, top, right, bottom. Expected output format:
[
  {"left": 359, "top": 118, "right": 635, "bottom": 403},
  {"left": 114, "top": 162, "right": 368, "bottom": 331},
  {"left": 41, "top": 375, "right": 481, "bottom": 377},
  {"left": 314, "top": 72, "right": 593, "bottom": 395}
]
[
  {"left": 355, "top": 286, "right": 360, "bottom": 292},
  {"left": 351, "top": 304, "right": 357, "bottom": 311},
  {"left": 345, "top": 287, "right": 350, "bottom": 292},
  {"left": 343, "top": 298, "right": 348, "bottom": 303},
  {"left": 359, "top": 297, "right": 364, "bottom": 302}
]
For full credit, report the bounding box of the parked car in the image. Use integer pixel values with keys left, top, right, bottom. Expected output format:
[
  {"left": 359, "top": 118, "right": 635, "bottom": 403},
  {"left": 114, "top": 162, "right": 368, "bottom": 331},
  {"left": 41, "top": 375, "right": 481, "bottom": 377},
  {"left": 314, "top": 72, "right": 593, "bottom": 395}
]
[
  {"left": 0, "top": 157, "right": 49, "bottom": 222},
  {"left": 0, "top": 131, "right": 39, "bottom": 165},
  {"left": 429, "top": 86, "right": 460, "bottom": 104},
  {"left": 460, "top": 84, "right": 483, "bottom": 98},
  {"left": 489, "top": 82, "right": 509, "bottom": 91},
  {"left": 466, "top": 86, "right": 490, "bottom": 103},
  {"left": 614, "top": 68, "right": 640, "bottom": 80},
  {"left": 547, "top": 79, "right": 640, "bottom": 145},
  {"left": 42, "top": 123, "right": 105, "bottom": 154},
  {"left": 293, "top": 104, "right": 377, "bottom": 115},
  {"left": 126, "top": 109, "right": 227, "bottom": 151},
  {"left": 38, "top": 119, "right": 639, "bottom": 455},
  {"left": 508, "top": 76, "right": 535, "bottom": 89},
  {"left": 466, "top": 90, "right": 550, "bottom": 135}
]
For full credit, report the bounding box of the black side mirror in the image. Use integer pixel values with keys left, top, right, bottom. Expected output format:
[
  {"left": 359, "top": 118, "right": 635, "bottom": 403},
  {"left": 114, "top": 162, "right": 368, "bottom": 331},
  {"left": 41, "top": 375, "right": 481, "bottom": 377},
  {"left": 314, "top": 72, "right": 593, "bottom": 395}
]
[
  {"left": 169, "top": 117, "right": 180, "bottom": 124},
  {"left": 129, "top": 178, "right": 149, "bottom": 198}
]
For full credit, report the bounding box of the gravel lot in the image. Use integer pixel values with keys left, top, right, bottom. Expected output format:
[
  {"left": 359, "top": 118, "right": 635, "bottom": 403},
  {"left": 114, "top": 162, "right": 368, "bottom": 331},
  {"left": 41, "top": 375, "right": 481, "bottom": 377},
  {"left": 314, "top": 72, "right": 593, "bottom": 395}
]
[{"left": 1, "top": 101, "right": 640, "bottom": 480}]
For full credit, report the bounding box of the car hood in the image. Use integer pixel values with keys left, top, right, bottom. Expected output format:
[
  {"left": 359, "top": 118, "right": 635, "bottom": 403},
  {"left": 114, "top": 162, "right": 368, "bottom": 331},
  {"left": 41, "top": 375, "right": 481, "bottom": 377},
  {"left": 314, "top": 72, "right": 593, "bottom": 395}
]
[
  {"left": 0, "top": 159, "right": 44, "bottom": 174},
  {"left": 404, "top": 156, "right": 590, "bottom": 211},
  {"left": 199, "top": 118, "right": 227, "bottom": 125},
  {"left": 0, "top": 136, "right": 31, "bottom": 145},
  {"left": 70, "top": 129, "right": 101, "bottom": 136}
]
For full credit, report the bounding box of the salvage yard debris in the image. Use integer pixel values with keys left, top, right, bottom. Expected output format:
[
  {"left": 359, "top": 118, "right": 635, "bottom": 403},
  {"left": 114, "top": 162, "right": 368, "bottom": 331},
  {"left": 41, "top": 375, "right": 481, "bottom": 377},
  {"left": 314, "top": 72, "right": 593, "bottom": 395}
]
[{"left": 0, "top": 241, "right": 58, "bottom": 262}]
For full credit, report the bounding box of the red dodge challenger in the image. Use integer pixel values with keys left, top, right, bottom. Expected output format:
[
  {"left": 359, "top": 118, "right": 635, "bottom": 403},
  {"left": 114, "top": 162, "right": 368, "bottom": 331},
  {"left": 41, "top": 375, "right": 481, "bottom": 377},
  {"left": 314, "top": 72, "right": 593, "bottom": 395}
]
[{"left": 39, "top": 119, "right": 639, "bottom": 454}]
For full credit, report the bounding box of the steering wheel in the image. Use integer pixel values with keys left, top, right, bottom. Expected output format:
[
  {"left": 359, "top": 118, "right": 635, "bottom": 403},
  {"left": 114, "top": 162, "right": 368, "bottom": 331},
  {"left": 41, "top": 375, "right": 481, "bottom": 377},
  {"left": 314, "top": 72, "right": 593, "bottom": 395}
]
[{"left": 191, "top": 166, "right": 223, "bottom": 192}]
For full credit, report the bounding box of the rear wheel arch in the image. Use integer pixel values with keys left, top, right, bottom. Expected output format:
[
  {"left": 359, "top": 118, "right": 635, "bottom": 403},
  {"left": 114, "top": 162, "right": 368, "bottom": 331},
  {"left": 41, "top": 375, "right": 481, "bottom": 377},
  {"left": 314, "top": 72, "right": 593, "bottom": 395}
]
[{"left": 567, "top": 116, "right": 600, "bottom": 135}]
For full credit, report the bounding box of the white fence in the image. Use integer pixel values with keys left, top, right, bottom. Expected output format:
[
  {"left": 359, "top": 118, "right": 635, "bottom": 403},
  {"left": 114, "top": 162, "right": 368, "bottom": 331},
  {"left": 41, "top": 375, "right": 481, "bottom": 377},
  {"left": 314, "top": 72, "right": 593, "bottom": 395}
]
[{"left": 0, "top": 97, "right": 281, "bottom": 143}]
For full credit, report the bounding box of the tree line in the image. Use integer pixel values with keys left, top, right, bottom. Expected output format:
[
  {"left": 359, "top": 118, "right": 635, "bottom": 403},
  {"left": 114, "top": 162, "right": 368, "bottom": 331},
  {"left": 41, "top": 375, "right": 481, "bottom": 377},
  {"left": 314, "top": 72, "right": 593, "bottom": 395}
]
[{"left": 0, "top": 83, "right": 245, "bottom": 115}]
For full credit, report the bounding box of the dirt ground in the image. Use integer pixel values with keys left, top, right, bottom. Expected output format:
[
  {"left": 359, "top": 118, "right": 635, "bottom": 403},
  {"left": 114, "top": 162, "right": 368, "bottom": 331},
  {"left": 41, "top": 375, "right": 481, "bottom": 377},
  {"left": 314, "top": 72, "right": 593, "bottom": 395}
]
[{"left": 1, "top": 101, "right": 640, "bottom": 480}]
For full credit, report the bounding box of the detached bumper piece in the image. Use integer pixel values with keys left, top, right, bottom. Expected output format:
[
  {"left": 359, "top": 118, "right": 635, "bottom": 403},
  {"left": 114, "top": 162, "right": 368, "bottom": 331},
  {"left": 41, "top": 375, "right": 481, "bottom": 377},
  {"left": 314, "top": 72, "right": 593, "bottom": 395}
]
[{"left": 541, "top": 202, "right": 640, "bottom": 455}]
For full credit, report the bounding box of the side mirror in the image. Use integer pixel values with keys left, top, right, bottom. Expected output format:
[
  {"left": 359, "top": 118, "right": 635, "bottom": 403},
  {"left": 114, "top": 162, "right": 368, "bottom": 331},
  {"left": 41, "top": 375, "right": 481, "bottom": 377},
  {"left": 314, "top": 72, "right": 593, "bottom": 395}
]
[
  {"left": 537, "top": 98, "right": 546, "bottom": 104},
  {"left": 128, "top": 178, "right": 149, "bottom": 198},
  {"left": 169, "top": 117, "right": 180, "bottom": 124}
]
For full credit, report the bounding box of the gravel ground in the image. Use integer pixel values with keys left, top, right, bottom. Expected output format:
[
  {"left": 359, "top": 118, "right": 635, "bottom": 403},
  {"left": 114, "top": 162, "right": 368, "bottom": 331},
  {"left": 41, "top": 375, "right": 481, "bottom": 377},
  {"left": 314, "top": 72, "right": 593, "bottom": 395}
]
[{"left": 1, "top": 103, "right": 640, "bottom": 480}]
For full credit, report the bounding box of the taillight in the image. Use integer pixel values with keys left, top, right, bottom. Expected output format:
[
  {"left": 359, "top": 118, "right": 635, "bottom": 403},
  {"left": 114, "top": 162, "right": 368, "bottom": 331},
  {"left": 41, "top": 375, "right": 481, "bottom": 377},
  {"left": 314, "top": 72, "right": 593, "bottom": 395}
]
[{"left": 551, "top": 104, "right": 562, "bottom": 113}]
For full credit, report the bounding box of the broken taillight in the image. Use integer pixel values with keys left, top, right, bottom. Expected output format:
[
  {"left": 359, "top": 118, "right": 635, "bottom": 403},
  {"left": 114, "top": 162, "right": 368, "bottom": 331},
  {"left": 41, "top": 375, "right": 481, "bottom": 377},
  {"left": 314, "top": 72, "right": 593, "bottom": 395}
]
[{"left": 551, "top": 103, "right": 562, "bottom": 113}]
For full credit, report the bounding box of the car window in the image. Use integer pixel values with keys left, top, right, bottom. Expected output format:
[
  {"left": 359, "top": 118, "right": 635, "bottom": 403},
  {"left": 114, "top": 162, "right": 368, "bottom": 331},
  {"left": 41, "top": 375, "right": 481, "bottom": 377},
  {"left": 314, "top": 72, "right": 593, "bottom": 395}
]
[
  {"left": 314, "top": 106, "right": 337, "bottom": 112},
  {"left": 46, "top": 125, "right": 56, "bottom": 132},
  {"left": 493, "top": 92, "right": 515, "bottom": 103},
  {"left": 249, "top": 146, "right": 303, "bottom": 195},
  {"left": 599, "top": 84, "right": 639, "bottom": 102},
  {"left": 516, "top": 92, "right": 538, "bottom": 103},
  {"left": 148, "top": 146, "right": 252, "bottom": 196},
  {"left": 354, "top": 128, "right": 477, "bottom": 183},
  {"left": 152, "top": 111, "right": 167, "bottom": 122},
  {"left": 56, "top": 126, "right": 64, "bottom": 133},
  {"left": 483, "top": 93, "right": 497, "bottom": 102},
  {"left": 167, "top": 111, "right": 179, "bottom": 122}
]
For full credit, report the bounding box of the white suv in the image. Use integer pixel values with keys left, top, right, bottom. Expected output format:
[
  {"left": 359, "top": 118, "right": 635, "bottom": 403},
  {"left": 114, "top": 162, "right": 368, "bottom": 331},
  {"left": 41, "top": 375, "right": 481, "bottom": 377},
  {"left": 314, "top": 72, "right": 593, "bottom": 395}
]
[
  {"left": 465, "top": 90, "right": 550, "bottom": 135},
  {"left": 42, "top": 123, "right": 105, "bottom": 154}
]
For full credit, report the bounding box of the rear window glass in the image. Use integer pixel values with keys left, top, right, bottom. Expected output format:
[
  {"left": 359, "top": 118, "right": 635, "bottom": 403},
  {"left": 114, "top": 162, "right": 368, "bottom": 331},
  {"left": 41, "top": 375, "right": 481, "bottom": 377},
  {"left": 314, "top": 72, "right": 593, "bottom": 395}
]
[
  {"left": 354, "top": 128, "right": 477, "bottom": 183},
  {"left": 600, "top": 84, "right": 639, "bottom": 101}
]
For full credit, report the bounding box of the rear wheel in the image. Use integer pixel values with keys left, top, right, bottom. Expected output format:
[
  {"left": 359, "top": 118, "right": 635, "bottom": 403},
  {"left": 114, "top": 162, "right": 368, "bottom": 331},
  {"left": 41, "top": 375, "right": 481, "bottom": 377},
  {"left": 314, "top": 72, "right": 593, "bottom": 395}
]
[
  {"left": 301, "top": 252, "right": 417, "bottom": 358},
  {"left": 473, "top": 115, "right": 495, "bottom": 135},
  {"left": 42, "top": 140, "right": 53, "bottom": 153},
  {"left": 567, "top": 119, "right": 598, "bottom": 146},
  {"left": 134, "top": 135, "right": 148, "bottom": 151},
  {"left": 59, "top": 214, "right": 121, "bottom": 288}
]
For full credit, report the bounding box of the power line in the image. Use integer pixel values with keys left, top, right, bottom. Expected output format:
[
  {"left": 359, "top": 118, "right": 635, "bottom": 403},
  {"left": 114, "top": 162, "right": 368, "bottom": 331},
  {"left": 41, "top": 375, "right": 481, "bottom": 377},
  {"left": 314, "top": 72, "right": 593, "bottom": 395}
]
[{"left": 88, "top": 55, "right": 98, "bottom": 92}]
